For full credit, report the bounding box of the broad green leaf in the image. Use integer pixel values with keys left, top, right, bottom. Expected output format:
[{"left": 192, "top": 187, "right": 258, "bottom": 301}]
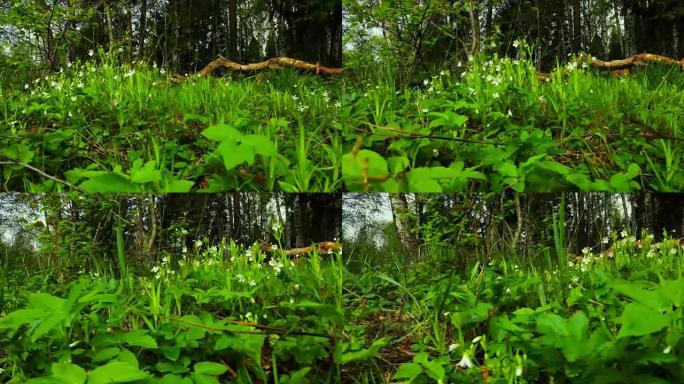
[
  {"left": 241, "top": 135, "right": 277, "bottom": 157},
  {"left": 618, "top": 303, "right": 671, "bottom": 338},
  {"left": 158, "top": 374, "right": 193, "bottom": 384},
  {"left": 52, "top": 363, "right": 87, "bottom": 384},
  {"left": 87, "top": 361, "right": 148, "bottom": 384},
  {"left": 342, "top": 149, "right": 389, "bottom": 184},
  {"left": 162, "top": 179, "right": 194, "bottom": 193},
  {"left": 216, "top": 139, "right": 254, "bottom": 171},
  {"left": 422, "top": 361, "right": 445, "bottom": 381},
  {"left": 340, "top": 338, "right": 387, "bottom": 364},
  {"left": 129, "top": 160, "right": 162, "bottom": 184},
  {"left": 537, "top": 313, "right": 568, "bottom": 336},
  {"left": 287, "top": 367, "right": 311, "bottom": 383},
  {"left": 80, "top": 173, "right": 141, "bottom": 193},
  {"left": 393, "top": 363, "right": 422, "bottom": 379},
  {"left": 201, "top": 125, "right": 242, "bottom": 141},
  {"left": 0, "top": 309, "right": 45, "bottom": 329},
  {"left": 0, "top": 143, "right": 35, "bottom": 163},
  {"left": 122, "top": 330, "right": 158, "bottom": 349},
  {"left": 193, "top": 362, "right": 227, "bottom": 376}
]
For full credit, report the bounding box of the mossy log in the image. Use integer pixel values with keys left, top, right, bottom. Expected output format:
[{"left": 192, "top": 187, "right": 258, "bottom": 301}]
[
  {"left": 258, "top": 241, "right": 342, "bottom": 258},
  {"left": 199, "top": 56, "right": 343, "bottom": 76}
]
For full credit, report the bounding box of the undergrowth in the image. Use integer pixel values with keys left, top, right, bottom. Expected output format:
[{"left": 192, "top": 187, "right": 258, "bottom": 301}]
[
  {"left": 1, "top": 231, "right": 683, "bottom": 383},
  {"left": 342, "top": 49, "right": 684, "bottom": 192},
  {"left": 0, "top": 54, "right": 342, "bottom": 192}
]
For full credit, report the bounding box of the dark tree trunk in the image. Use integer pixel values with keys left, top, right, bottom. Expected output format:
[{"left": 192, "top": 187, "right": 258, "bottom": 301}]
[
  {"left": 228, "top": 0, "right": 238, "bottom": 60},
  {"left": 389, "top": 193, "right": 418, "bottom": 261},
  {"left": 571, "top": 0, "right": 582, "bottom": 52},
  {"left": 138, "top": 0, "right": 148, "bottom": 59}
]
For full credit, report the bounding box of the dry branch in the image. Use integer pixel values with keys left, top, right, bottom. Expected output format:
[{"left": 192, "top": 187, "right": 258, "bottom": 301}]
[
  {"left": 259, "top": 241, "right": 342, "bottom": 258},
  {"left": 199, "top": 56, "right": 343, "bottom": 76},
  {"left": 537, "top": 53, "right": 684, "bottom": 80},
  {"left": 585, "top": 53, "right": 684, "bottom": 71}
]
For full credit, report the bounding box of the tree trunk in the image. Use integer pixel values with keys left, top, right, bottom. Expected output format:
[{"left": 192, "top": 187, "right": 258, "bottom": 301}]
[
  {"left": 228, "top": 0, "right": 238, "bottom": 60},
  {"left": 232, "top": 193, "right": 241, "bottom": 243},
  {"left": 138, "top": 0, "right": 148, "bottom": 59},
  {"left": 485, "top": 0, "right": 493, "bottom": 37},
  {"left": 389, "top": 193, "right": 418, "bottom": 261},
  {"left": 511, "top": 193, "right": 523, "bottom": 252},
  {"left": 295, "top": 195, "right": 305, "bottom": 247},
  {"left": 104, "top": 1, "right": 115, "bottom": 53},
  {"left": 571, "top": 0, "right": 582, "bottom": 52},
  {"left": 469, "top": 3, "right": 481, "bottom": 55}
]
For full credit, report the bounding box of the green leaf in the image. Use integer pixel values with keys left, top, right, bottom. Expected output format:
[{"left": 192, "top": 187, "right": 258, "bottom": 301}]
[
  {"left": 121, "top": 330, "right": 158, "bottom": 349},
  {"left": 286, "top": 367, "right": 311, "bottom": 383},
  {"left": 393, "top": 363, "right": 422, "bottom": 379},
  {"left": 129, "top": 160, "right": 162, "bottom": 184},
  {"left": 80, "top": 173, "right": 141, "bottom": 193},
  {"left": 340, "top": 338, "right": 387, "bottom": 364},
  {"left": 387, "top": 156, "right": 410, "bottom": 176},
  {"left": 422, "top": 361, "right": 445, "bottom": 382},
  {"left": 342, "top": 149, "right": 389, "bottom": 185},
  {"left": 0, "top": 143, "right": 35, "bottom": 163},
  {"left": 158, "top": 374, "right": 193, "bottom": 384},
  {"left": 618, "top": 303, "right": 671, "bottom": 338},
  {"left": 0, "top": 309, "right": 45, "bottom": 329},
  {"left": 214, "top": 334, "right": 235, "bottom": 351},
  {"left": 162, "top": 180, "right": 194, "bottom": 193},
  {"left": 216, "top": 139, "right": 254, "bottom": 171},
  {"left": 52, "top": 363, "right": 87, "bottom": 384},
  {"left": 241, "top": 135, "right": 277, "bottom": 157},
  {"left": 201, "top": 125, "right": 242, "bottom": 141},
  {"left": 87, "top": 361, "right": 148, "bottom": 384},
  {"left": 193, "top": 362, "right": 227, "bottom": 376},
  {"left": 537, "top": 313, "right": 568, "bottom": 336}
]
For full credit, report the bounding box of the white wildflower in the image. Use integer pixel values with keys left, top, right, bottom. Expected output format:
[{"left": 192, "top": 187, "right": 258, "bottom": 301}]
[
  {"left": 456, "top": 352, "right": 474, "bottom": 369},
  {"left": 448, "top": 343, "right": 459, "bottom": 352}
]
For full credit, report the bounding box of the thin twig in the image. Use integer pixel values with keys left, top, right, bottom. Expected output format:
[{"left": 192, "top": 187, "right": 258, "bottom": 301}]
[
  {"left": 361, "top": 123, "right": 506, "bottom": 146},
  {"left": 0, "top": 152, "right": 85, "bottom": 192}
]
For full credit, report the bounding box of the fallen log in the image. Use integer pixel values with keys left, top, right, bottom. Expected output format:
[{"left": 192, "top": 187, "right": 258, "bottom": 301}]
[
  {"left": 199, "top": 56, "right": 343, "bottom": 76},
  {"left": 536, "top": 53, "right": 684, "bottom": 80},
  {"left": 583, "top": 53, "right": 684, "bottom": 71},
  {"left": 258, "top": 241, "right": 342, "bottom": 258}
]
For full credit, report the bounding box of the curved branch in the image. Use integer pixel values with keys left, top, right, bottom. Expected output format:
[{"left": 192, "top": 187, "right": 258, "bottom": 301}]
[{"left": 199, "top": 56, "right": 343, "bottom": 76}]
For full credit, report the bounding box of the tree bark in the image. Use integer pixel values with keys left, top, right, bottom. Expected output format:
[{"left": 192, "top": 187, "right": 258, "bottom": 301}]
[
  {"left": 138, "top": 0, "right": 148, "bottom": 59},
  {"left": 571, "top": 0, "right": 582, "bottom": 52},
  {"left": 104, "top": 1, "right": 115, "bottom": 53},
  {"left": 469, "top": 3, "right": 481, "bottom": 55},
  {"left": 389, "top": 193, "right": 418, "bottom": 261},
  {"left": 228, "top": 0, "right": 238, "bottom": 60}
]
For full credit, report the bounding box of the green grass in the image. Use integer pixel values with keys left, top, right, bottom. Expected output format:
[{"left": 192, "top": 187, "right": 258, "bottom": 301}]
[
  {"left": 342, "top": 231, "right": 684, "bottom": 383},
  {"left": 341, "top": 52, "right": 684, "bottom": 192},
  {"left": 1, "top": 231, "right": 682, "bottom": 383},
  {"left": 0, "top": 57, "right": 342, "bottom": 192}
]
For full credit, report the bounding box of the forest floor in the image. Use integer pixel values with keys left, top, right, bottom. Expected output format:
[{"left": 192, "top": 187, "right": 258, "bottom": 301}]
[
  {"left": 341, "top": 54, "right": 684, "bottom": 192},
  {"left": 0, "top": 60, "right": 342, "bottom": 192},
  {"left": 1, "top": 233, "right": 683, "bottom": 383},
  {"left": 2, "top": 55, "right": 683, "bottom": 193}
]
